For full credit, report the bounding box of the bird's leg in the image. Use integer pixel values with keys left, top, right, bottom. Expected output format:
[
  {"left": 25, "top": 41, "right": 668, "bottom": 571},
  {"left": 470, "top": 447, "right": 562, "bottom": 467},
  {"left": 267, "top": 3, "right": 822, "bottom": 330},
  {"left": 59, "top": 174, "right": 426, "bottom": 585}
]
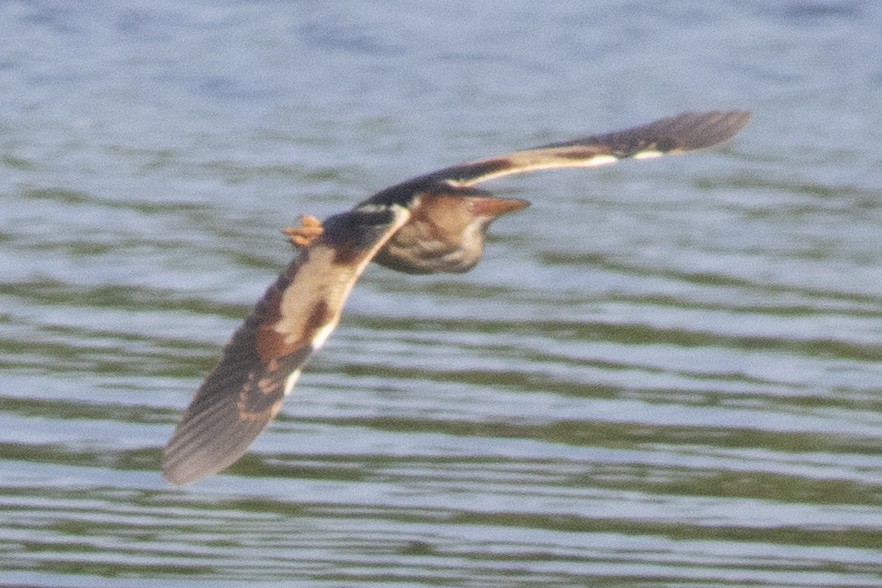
[{"left": 283, "top": 214, "right": 324, "bottom": 250}]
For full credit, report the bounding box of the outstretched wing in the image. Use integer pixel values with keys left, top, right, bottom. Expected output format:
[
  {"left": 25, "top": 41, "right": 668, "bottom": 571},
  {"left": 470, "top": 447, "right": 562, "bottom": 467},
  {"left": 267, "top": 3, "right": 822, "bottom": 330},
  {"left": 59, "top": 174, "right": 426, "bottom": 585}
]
[
  {"left": 163, "top": 109, "right": 750, "bottom": 484},
  {"left": 162, "top": 206, "right": 409, "bottom": 484},
  {"left": 364, "top": 110, "right": 750, "bottom": 207}
]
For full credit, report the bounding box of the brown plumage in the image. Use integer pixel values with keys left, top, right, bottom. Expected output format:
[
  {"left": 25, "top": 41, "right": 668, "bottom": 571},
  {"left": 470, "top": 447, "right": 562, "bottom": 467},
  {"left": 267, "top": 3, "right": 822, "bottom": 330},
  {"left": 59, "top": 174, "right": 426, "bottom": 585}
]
[{"left": 162, "top": 110, "right": 751, "bottom": 484}]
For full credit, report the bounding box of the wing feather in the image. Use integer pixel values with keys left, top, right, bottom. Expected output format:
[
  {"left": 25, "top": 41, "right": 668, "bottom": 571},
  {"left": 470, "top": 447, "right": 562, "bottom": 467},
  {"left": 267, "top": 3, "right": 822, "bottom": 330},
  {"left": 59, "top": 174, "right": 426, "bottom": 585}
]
[
  {"left": 162, "top": 206, "right": 409, "bottom": 484},
  {"left": 363, "top": 110, "right": 750, "bottom": 208},
  {"left": 163, "top": 110, "right": 750, "bottom": 484}
]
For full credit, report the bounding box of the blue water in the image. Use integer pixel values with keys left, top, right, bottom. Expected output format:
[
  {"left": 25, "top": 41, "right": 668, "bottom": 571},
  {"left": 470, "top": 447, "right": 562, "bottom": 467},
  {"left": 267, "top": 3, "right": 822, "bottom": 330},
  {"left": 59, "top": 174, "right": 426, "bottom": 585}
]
[{"left": 2, "top": 1, "right": 882, "bottom": 586}]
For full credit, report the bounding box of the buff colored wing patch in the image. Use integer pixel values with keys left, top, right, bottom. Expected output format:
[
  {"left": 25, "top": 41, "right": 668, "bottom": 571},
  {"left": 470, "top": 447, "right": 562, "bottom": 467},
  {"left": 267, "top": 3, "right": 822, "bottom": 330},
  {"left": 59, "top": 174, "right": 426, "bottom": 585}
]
[{"left": 162, "top": 207, "right": 409, "bottom": 485}]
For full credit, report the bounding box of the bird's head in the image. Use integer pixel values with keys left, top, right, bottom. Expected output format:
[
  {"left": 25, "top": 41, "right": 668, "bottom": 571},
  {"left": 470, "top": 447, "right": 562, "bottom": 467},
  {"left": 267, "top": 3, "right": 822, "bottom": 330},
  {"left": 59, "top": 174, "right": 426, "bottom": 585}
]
[{"left": 373, "top": 185, "right": 528, "bottom": 274}]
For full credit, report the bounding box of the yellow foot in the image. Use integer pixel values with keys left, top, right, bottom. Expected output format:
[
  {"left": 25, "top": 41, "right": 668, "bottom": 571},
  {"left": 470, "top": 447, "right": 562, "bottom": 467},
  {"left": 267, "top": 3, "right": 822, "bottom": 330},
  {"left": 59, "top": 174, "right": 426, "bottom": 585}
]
[{"left": 283, "top": 214, "right": 324, "bottom": 249}]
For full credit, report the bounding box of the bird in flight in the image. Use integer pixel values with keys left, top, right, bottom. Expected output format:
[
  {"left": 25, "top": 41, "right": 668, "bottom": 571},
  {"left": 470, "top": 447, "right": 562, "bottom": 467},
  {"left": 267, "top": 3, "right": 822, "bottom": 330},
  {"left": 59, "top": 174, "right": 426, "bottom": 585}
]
[{"left": 162, "top": 110, "right": 751, "bottom": 484}]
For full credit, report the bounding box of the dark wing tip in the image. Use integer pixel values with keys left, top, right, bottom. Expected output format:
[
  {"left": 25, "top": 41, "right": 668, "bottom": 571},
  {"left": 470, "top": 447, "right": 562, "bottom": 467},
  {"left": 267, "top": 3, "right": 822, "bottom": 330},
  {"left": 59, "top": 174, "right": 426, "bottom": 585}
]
[
  {"left": 536, "top": 109, "right": 751, "bottom": 159},
  {"left": 161, "top": 340, "right": 307, "bottom": 484},
  {"left": 162, "top": 391, "right": 277, "bottom": 485},
  {"left": 647, "top": 110, "right": 751, "bottom": 152},
  {"left": 161, "top": 291, "right": 301, "bottom": 485}
]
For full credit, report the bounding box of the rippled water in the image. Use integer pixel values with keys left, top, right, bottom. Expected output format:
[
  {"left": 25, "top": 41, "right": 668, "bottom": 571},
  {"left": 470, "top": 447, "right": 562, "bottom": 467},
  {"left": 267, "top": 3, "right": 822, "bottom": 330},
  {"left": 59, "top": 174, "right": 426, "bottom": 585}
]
[{"left": 2, "top": 1, "right": 882, "bottom": 586}]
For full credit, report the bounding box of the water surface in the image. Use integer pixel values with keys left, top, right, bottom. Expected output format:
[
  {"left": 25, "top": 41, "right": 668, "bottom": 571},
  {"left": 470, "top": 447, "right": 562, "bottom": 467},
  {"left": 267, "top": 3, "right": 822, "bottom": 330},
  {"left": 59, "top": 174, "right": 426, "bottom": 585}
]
[{"left": 1, "top": 1, "right": 882, "bottom": 586}]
